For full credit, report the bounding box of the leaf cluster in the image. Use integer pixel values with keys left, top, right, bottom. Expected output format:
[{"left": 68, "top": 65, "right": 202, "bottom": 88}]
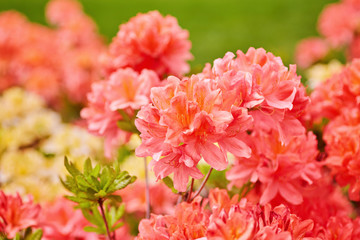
[
  {"left": 60, "top": 157, "right": 136, "bottom": 237},
  {"left": 61, "top": 157, "right": 136, "bottom": 208}
]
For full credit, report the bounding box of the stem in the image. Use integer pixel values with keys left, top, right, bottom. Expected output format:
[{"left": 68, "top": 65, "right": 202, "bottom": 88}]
[
  {"left": 191, "top": 167, "right": 213, "bottom": 201},
  {"left": 98, "top": 199, "right": 113, "bottom": 240},
  {"left": 144, "top": 157, "right": 150, "bottom": 219},
  {"left": 186, "top": 178, "right": 195, "bottom": 202}
]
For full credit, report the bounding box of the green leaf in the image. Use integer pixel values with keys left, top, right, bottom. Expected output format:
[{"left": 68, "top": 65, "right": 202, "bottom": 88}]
[
  {"left": 84, "top": 158, "right": 93, "bottom": 176},
  {"left": 162, "top": 176, "right": 178, "bottom": 193},
  {"left": 83, "top": 226, "right": 103, "bottom": 234},
  {"left": 107, "top": 195, "right": 122, "bottom": 203},
  {"left": 91, "top": 164, "right": 101, "bottom": 177},
  {"left": 64, "top": 156, "right": 81, "bottom": 177},
  {"left": 117, "top": 109, "right": 131, "bottom": 122},
  {"left": 28, "top": 229, "right": 43, "bottom": 240},
  {"left": 117, "top": 120, "right": 136, "bottom": 133}
]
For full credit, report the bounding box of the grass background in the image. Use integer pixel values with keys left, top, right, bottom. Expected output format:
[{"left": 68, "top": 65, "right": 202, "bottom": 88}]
[{"left": 1, "top": 0, "right": 336, "bottom": 70}]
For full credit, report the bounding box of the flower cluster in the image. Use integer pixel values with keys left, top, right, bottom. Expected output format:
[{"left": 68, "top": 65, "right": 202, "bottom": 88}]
[
  {"left": 306, "top": 58, "right": 360, "bottom": 201},
  {"left": 100, "top": 11, "right": 192, "bottom": 78},
  {"left": 82, "top": 10, "right": 192, "bottom": 158},
  {"left": 227, "top": 130, "right": 321, "bottom": 205},
  {"left": 136, "top": 47, "right": 309, "bottom": 191},
  {"left": 81, "top": 68, "right": 160, "bottom": 158},
  {"left": 136, "top": 188, "right": 317, "bottom": 239},
  {"left": 0, "top": 0, "right": 104, "bottom": 106}
]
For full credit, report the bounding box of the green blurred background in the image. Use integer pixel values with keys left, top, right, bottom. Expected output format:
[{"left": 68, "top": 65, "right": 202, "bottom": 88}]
[{"left": 0, "top": 0, "right": 336, "bottom": 69}]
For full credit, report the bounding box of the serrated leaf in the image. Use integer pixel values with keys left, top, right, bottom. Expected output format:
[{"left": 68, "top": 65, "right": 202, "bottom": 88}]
[
  {"left": 64, "top": 156, "right": 81, "bottom": 177},
  {"left": 76, "top": 175, "right": 97, "bottom": 192}
]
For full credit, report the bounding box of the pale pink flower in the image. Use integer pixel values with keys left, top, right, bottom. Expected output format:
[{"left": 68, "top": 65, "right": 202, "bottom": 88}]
[
  {"left": 38, "top": 198, "right": 98, "bottom": 240},
  {"left": 101, "top": 11, "right": 192, "bottom": 78},
  {"left": 106, "top": 68, "right": 160, "bottom": 111},
  {"left": 81, "top": 68, "right": 159, "bottom": 158},
  {"left": 0, "top": 191, "right": 41, "bottom": 238},
  {"left": 295, "top": 37, "right": 329, "bottom": 68}
]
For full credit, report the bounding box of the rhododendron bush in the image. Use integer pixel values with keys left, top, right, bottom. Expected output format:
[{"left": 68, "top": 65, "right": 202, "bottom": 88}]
[{"left": 2, "top": 0, "right": 360, "bottom": 239}]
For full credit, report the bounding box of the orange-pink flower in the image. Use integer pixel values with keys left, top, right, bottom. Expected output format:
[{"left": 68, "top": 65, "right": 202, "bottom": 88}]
[
  {"left": 323, "top": 108, "right": 360, "bottom": 201},
  {"left": 136, "top": 74, "right": 253, "bottom": 191},
  {"left": 101, "top": 11, "right": 192, "bottom": 78},
  {"left": 0, "top": 191, "right": 41, "bottom": 238}
]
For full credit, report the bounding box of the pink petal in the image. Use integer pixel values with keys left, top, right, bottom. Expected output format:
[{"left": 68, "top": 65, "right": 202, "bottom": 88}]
[{"left": 200, "top": 142, "right": 228, "bottom": 171}]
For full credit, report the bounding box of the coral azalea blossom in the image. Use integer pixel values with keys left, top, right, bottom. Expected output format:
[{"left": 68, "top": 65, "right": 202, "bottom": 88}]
[
  {"left": 101, "top": 11, "right": 192, "bottom": 78},
  {"left": 0, "top": 191, "right": 40, "bottom": 238}
]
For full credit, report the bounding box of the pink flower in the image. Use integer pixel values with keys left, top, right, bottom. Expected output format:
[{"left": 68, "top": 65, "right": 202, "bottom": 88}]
[
  {"left": 136, "top": 197, "right": 210, "bottom": 240},
  {"left": 38, "top": 198, "right": 98, "bottom": 240},
  {"left": 323, "top": 108, "right": 360, "bottom": 201},
  {"left": 318, "top": 2, "right": 360, "bottom": 47},
  {"left": 136, "top": 74, "right": 253, "bottom": 191},
  {"left": 116, "top": 181, "right": 177, "bottom": 215},
  {"left": 81, "top": 68, "right": 159, "bottom": 158},
  {"left": 202, "top": 48, "right": 309, "bottom": 144},
  {"left": 0, "top": 191, "right": 41, "bottom": 238},
  {"left": 106, "top": 68, "right": 160, "bottom": 111},
  {"left": 313, "top": 216, "right": 360, "bottom": 240},
  {"left": 271, "top": 174, "right": 353, "bottom": 229},
  {"left": 136, "top": 189, "right": 316, "bottom": 240},
  {"left": 46, "top": 0, "right": 105, "bottom": 104},
  {"left": 295, "top": 37, "right": 329, "bottom": 68},
  {"left": 0, "top": 0, "right": 105, "bottom": 106},
  {"left": 101, "top": 11, "right": 192, "bottom": 78},
  {"left": 227, "top": 130, "right": 321, "bottom": 205}
]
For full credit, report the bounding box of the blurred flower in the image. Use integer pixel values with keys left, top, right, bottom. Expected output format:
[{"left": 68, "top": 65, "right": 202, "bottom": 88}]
[
  {"left": 101, "top": 11, "right": 192, "bottom": 78},
  {"left": 0, "top": 191, "right": 41, "bottom": 238},
  {"left": 295, "top": 37, "right": 329, "bottom": 69},
  {"left": 38, "top": 197, "right": 98, "bottom": 240}
]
